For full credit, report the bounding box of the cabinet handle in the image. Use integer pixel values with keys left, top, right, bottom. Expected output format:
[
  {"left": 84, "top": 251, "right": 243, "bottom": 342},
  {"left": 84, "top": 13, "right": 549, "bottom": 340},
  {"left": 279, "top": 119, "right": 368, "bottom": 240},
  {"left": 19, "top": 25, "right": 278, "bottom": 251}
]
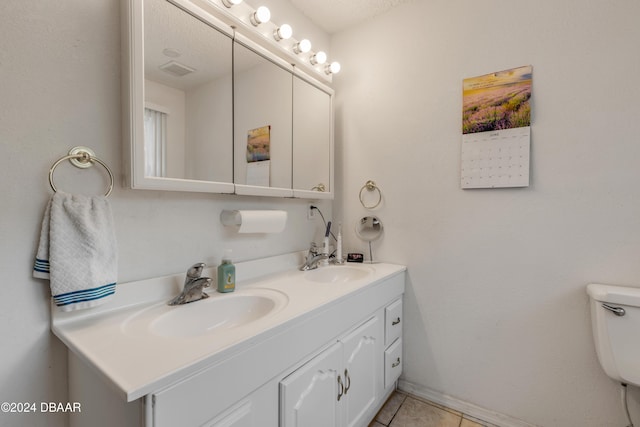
[
  {"left": 344, "top": 369, "right": 351, "bottom": 395},
  {"left": 392, "top": 357, "right": 401, "bottom": 368},
  {"left": 337, "top": 374, "right": 344, "bottom": 401},
  {"left": 392, "top": 317, "right": 401, "bottom": 326}
]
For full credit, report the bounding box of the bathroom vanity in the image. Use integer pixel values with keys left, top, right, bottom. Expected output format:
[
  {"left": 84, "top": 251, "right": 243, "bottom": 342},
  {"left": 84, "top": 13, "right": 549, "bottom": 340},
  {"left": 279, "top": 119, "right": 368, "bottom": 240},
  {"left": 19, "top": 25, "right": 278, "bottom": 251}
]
[{"left": 53, "top": 253, "right": 405, "bottom": 427}]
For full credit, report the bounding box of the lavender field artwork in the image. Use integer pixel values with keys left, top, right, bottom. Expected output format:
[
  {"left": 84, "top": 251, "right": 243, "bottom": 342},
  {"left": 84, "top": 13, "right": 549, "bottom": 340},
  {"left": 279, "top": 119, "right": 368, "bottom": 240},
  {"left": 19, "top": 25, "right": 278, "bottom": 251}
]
[{"left": 463, "top": 66, "right": 532, "bottom": 134}]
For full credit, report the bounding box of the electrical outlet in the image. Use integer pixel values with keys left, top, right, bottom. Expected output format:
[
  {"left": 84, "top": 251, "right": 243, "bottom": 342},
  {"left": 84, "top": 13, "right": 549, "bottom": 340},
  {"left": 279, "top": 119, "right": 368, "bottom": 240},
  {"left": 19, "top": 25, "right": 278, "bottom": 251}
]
[{"left": 307, "top": 204, "right": 316, "bottom": 220}]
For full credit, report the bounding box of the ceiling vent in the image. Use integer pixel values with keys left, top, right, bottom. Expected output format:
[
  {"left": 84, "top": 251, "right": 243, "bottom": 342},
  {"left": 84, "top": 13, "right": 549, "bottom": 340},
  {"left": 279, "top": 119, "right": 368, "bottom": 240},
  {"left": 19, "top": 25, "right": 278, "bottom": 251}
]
[{"left": 159, "top": 60, "right": 195, "bottom": 77}]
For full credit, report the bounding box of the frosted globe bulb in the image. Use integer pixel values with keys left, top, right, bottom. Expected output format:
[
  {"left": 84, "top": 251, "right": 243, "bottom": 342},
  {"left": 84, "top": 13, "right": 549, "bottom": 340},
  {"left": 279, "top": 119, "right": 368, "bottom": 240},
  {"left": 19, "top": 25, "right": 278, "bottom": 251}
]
[
  {"left": 274, "top": 24, "right": 293, "bottom": 41},
  {"left": 311, "top": 51, "right": 327, "bottom": 65},
  {"left": 251, "top": 6, "right": 271, "bottom": 26}
]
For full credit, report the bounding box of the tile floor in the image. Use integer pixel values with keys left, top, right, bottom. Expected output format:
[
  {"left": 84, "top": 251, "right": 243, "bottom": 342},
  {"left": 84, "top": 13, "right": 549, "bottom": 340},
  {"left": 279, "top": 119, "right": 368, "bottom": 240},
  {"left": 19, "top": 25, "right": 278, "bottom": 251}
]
[{"left": 369, "top": 390, "right": 498, "bottom": 427}]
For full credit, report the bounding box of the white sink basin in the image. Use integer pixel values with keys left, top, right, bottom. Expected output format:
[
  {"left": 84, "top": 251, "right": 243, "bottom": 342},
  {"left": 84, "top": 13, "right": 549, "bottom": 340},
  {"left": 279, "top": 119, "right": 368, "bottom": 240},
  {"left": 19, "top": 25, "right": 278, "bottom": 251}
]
[
  {"left": 123, "top": 288, "right": 288, "bottom": 338},
  {"left": 304, "top": 265, "right": 373, "bottom": 284}
]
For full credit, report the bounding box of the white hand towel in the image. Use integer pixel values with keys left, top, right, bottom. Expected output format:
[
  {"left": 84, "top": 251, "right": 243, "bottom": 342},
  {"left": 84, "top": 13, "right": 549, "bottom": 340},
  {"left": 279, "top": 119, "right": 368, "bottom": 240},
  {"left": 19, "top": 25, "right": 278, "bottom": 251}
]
[{"left": 34, "top": 191, "right": 117, "bottom": 311}]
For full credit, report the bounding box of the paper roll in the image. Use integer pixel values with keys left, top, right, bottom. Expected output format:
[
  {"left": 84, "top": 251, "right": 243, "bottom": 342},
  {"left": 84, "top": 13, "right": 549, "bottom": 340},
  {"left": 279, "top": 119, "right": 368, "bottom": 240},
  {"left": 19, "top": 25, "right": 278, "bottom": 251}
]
[{"left": 220, "top": 210, "right": 287, "bottom": 233}]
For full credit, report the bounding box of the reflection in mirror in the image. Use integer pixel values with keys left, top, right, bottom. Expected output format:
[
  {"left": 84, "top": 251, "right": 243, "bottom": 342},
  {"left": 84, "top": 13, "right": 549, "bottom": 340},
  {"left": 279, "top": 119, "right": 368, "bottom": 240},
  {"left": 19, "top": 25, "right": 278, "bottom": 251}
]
[
  {"left": 233, "top": 40, "right": 293, "bottom": 195},
  {"left": 292, "top": 76, "right": 332, "bottom": 194},
  {"left": 356, "top": 216, "right": 383, "bottom": 241},
  {"left": 143, "top": 0, "right": 233, "bottom": 183}
]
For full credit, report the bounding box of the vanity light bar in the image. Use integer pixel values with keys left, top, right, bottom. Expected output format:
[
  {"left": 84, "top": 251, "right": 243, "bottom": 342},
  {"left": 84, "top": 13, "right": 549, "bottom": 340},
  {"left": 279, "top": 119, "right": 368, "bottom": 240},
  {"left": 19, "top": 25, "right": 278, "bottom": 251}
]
[{"left": 212, "top": 0, "right": 341, "bottom": 79}]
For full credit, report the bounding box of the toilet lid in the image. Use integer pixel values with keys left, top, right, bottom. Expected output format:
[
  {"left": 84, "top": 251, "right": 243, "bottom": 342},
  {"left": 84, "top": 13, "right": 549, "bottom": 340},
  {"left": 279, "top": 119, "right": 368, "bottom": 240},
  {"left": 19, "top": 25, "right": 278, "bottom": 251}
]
[{"left": 587, "top": 283, "right": 640, "bottom": 307}]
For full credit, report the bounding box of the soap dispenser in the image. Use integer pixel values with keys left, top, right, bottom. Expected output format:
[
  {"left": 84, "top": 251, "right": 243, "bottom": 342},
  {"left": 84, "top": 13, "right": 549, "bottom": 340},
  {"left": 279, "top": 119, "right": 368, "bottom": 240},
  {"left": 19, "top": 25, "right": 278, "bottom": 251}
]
[{"left": 217, "top": 250, "right": 235, "bottom": 293}]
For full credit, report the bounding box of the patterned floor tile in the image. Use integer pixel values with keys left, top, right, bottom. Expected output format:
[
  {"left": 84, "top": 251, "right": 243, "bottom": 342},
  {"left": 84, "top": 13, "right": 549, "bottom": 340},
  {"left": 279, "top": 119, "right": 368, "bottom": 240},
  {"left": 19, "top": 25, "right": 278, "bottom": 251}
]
[
  {"left": 389, "top": 397, "right": 462, "bottom": 427},
  {"left": 375, "top": 391, "right": 408, "bottom": 425}
]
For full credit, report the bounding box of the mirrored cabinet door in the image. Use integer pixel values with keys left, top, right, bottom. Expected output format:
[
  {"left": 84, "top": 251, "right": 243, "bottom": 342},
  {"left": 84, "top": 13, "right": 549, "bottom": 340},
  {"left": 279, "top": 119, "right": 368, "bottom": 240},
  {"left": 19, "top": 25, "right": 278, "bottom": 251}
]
[
  {"left": 124, "top": 0, "right": 235, "bottom": 193},
  {"left": 292, "top": 75, "right": 333, "bottom": 199},
  {"left": 233, "top": 38, "right": 294, "bottom": 197}
]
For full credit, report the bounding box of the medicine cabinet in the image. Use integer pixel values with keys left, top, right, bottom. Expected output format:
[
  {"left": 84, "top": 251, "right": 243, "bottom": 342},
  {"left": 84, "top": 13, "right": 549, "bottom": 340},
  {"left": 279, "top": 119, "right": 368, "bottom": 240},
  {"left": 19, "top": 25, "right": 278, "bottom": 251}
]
[{"left": 122, "top": 0, "right": 334, "bottom": 199}]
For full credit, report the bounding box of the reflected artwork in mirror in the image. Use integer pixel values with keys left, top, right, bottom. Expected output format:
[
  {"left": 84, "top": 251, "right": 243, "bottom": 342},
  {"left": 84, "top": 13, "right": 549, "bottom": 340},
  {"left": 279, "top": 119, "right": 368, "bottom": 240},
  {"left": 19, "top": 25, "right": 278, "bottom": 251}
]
[
  {"left": 233, "top": 39, "right": 293, "bottom": 197},
  {"left": 143, "top": 0, "right": 233, "bottom": 184}
]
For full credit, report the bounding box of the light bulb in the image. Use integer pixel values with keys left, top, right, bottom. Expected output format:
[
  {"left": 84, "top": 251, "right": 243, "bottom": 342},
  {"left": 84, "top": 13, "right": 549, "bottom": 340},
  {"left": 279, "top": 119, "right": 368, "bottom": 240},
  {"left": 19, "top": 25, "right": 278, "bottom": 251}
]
[
  {"left": 293, "top": 39, "right": 311, "bottom": 54},
  {"left": 221, "top": 0, "right": 242, "bottom": 8},
  {"left": 274, "top": 24, "right": 293, "bottom": 41},
  {"left": 325, "top": 61, "right": 341, "bottom": 75},
  {"left": 310, "top": 51, "right": 327, "bottom": 65},
  {"left": 250, "top": 6, "right": 271, "bottom": 26}
]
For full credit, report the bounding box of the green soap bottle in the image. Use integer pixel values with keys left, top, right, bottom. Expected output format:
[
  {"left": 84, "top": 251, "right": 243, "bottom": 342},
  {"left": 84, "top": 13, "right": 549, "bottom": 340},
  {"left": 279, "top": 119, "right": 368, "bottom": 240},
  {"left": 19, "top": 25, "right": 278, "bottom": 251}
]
[{"left": 217, "top": 250, "right": 235, "bottom": 293}]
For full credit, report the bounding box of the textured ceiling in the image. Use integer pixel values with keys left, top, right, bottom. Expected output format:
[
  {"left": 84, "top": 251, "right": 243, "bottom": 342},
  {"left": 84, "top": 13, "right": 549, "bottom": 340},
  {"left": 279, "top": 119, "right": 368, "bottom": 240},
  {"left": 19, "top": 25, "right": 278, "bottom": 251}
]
[{"left": 288, "top": 0, "right": 412, "bottom": 34}]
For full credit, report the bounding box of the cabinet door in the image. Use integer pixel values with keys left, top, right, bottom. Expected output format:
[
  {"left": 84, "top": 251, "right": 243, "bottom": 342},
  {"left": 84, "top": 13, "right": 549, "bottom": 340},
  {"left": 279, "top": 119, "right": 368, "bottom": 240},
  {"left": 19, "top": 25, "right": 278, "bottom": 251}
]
[
  {"left": 341, "top": 316, "right": 382, "bottom": 427},
  {"left": 280, "top": 342, "right": 343, "bottom": 427}
]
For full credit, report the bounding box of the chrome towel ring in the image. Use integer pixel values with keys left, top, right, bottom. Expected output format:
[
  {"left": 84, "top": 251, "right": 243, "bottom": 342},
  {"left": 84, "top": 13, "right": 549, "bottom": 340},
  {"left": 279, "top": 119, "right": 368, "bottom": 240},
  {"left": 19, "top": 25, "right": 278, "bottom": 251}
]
[
  {"left": 359, "top": 180, "right": 382, "bottom": 209},
  {"left": 48, "top": 146, "right": 114, "bottom": 197}
]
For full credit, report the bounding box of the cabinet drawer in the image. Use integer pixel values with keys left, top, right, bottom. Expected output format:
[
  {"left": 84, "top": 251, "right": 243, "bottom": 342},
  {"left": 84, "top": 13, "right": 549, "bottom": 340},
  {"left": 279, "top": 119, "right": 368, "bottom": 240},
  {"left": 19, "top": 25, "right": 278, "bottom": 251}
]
[
  {"left": 384, "top": 338, "right": 402, "bottom": 389},
  {"left": 384, "top": 299, "right": 402, "bottom": 347}
]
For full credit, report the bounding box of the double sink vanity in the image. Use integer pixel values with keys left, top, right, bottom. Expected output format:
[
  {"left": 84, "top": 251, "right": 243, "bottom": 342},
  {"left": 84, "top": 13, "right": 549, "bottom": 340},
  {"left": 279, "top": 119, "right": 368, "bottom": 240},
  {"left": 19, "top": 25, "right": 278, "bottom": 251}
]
[
  {"left": 64, "top": 0, "right": 409, "bottom": 424},
  {"left": 54, "top": 253, "right": 405, "bottom": 427}
]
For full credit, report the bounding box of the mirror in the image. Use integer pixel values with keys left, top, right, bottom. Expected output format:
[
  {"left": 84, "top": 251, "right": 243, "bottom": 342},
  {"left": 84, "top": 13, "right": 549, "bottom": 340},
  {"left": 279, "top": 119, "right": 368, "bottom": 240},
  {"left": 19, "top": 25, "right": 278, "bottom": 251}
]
[
  {"left": 124, "top": 0, "right": 334, "bottom": 197},
  {"left": 292, "top": 76, "right": 333, "bottom": 198},
  {"left": 355, "top": 216, "right": 384, "bottom": 241},
  {"left": 124, "top": 0, "right": 235, "bottom": 193},
  {"left": 144, "top": 0, "right": 232, "bottom": 183},
  {"left": 233, "top": 39, "right": 293, "bottom": 197}
]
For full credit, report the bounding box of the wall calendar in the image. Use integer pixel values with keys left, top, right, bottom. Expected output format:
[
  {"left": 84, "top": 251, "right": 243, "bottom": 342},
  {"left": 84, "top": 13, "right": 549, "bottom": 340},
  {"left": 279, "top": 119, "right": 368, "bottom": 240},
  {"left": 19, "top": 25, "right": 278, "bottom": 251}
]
[{"left": 461, "top": 65, "right": 532, "bottom": 189}]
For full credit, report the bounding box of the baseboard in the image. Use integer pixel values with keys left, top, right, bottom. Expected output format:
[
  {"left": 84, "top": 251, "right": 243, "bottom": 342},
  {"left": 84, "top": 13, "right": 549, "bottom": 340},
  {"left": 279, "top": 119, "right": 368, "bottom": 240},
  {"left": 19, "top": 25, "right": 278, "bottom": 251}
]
[{"left": 397, "top": 379, "right": 539, "bottom": 427}]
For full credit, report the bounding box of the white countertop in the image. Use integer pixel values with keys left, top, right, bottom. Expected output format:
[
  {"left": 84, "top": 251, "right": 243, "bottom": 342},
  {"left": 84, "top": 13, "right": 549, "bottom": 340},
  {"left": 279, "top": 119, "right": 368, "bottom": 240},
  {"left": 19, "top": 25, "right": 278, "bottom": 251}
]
[{"left": 52, "top": 253, "right": 406, "bottom": 401}]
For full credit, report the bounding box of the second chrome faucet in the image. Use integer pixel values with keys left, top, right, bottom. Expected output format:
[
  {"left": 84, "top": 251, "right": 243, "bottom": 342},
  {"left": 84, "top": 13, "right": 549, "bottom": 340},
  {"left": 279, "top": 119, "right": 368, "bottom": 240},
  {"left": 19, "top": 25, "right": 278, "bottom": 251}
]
[{"left": 299, "top": 242, "right": 328, "bottom": 271}]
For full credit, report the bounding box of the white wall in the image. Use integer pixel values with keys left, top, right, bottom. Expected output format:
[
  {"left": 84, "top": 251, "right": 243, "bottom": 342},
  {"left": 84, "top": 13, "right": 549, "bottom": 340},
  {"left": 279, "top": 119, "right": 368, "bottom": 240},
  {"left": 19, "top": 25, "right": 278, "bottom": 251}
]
[
  {"left": 0, "top": 1, "right": 330, "bottom": 426},
  {"left": 331, "top": 0, "right": 640, "bottom": 426},
  {"left": 186, "top": 74, "right": 233, "bottom": 182}
]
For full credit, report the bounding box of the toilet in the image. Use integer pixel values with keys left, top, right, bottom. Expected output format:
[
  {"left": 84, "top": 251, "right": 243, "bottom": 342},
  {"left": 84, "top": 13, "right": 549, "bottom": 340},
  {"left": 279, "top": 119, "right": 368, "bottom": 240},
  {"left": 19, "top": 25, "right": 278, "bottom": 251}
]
[{"left": 587, "top": 283, "right": 640, "bottom": 386}]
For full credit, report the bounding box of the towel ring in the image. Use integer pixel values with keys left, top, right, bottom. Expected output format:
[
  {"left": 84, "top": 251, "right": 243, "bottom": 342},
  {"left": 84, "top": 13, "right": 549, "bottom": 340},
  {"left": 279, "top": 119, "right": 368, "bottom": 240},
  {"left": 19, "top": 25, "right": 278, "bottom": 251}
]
[
  {"left": 359, "top": 180, "right": 382, "bottom": 209},
  {"left": 49, "top": 146, "right": 114, "bottom": 197}
]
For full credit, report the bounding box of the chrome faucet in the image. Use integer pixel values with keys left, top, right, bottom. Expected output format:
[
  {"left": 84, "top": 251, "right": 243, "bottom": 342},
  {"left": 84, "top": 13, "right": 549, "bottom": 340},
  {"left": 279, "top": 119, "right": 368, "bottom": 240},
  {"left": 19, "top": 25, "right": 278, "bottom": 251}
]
[
  {"left": 300, "top": 242, "right": 328, "bottom": 271},
  {"left": 168, "top": 263, "right": 212, "bottom": 305}
]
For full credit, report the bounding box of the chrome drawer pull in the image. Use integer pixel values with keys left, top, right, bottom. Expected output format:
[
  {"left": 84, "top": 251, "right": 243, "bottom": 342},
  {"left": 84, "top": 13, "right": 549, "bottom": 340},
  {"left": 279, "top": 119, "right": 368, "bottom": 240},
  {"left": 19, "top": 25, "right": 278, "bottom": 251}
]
[
  {"left": 602, "top": 303, "right": 626, "bottom": 317},
  {"left": 392, "top": 357, "right": 401, "bottom": 368},
  {"left": 391, "top": 317, "right": 401, "bottom": 326}
]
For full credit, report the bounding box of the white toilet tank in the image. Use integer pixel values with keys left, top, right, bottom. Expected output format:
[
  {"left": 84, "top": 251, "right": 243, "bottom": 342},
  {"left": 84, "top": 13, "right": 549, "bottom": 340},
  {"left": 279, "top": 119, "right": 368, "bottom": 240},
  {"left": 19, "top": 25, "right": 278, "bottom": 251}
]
[{"left": 587, "top": 283, "right": 640, "bottom": 387}]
